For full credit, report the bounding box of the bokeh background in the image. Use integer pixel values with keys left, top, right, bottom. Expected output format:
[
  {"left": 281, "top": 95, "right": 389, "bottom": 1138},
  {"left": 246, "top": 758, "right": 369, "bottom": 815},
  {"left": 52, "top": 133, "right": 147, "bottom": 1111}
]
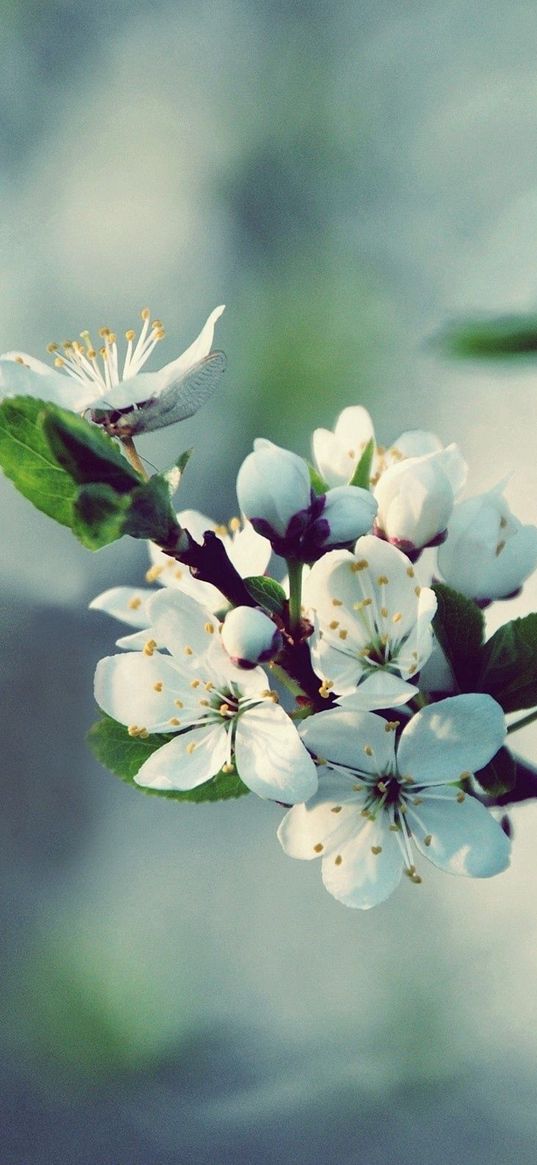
[{"left": 3, "top": 1, "right": 537, "bottom": 1161}]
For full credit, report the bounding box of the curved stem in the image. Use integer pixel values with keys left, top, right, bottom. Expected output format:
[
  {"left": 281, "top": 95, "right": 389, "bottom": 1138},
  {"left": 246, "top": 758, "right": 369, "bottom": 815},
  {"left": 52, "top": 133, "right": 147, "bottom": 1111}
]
[
  {"left": 287, "top": 558, "right": 303, "bottom": 636},
  {"left": 121, "top": 436, "right": 149, "bottom": 480},
  {"left": 270, "top": 661, "right": 310, "bottom": 702}
]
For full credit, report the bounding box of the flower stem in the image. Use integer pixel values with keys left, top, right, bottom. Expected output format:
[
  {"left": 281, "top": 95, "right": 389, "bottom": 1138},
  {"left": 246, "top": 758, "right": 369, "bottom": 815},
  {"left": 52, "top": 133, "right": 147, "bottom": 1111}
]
[
  {"left": 507, "top": 708, "right": 537, "bottom": 735},
  {"left": 270, "top": 662, "right": 310, "bottom": 702},
  {"left": 121, "top": 436, "right": 148, "bottom": 480},
  {"left": 287, "top": 558, "right": 303, "bottom": 636}
]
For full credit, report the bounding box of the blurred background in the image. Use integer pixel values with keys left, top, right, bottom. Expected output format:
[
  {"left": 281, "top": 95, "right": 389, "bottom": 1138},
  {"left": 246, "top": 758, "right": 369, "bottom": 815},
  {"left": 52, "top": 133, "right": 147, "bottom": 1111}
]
[{"left": 2, "top": 1, "right": 537, "bottom": 1161}]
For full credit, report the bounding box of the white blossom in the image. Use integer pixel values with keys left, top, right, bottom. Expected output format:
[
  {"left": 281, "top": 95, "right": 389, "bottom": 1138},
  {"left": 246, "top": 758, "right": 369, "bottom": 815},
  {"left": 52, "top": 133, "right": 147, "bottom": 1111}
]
[
  {"left": 374, "top": 445, "right": 467, "bottom": 553},
  {"left": 437, "top": 483, "right": 537, "bottom": 601},
  {"left": 278, "top": 696, "right": 510, "bottom": 910},
  {"left": 94, "top": 589, "right": 317, "bottom": 802},
  {"left": 0, "top": 306, "right": 226, "bottom": 435},
  {"left": 237, "top": 438, "right": 377, "bottom": 561},
  {"left": 304, "top": 535, "right": 437, "bottom": 709}
]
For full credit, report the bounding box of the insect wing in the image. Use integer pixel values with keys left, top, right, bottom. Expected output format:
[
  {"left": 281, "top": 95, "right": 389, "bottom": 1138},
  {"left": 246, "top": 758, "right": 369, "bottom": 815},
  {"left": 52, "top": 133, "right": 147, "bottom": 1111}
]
[{"left": 127, "top": 351, "right": 227, "bottom": 434}]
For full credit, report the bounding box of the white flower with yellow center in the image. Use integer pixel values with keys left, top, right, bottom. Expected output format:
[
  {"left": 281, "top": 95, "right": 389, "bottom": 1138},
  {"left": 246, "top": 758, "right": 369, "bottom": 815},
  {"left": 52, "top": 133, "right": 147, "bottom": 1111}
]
[
  {"left": 278, "top": 697, "right": 510, "bottom": 910},
  {"left": 94, "top": 589, "right": 317, "bottom": 802},
  {"left": 304, "top": 534, "right": 437, "bottom": 710},
  {"left": 0, "top": 305, "right": 225, "bottom": 435}
]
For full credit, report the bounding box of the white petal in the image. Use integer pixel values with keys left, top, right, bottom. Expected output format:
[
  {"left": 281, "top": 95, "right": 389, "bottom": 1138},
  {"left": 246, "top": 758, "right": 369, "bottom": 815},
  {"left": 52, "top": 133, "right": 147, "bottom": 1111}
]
[
  {"left": 312, "top": 407, "right": 375, "bottom": 488},
  {"left": 322, "top": 486, "right": 377, "bottom": 544},
  {"left": 397, "top": 694, "right": 506, "bottom": 785},
  {"left": 148, "top": 589, "right": 220, "bottom": 662},
  {"left": 228, "top": 520, "right": 272, "bottom": 577},
  {"left": 0, "top": 354, "right": 97, "bottom": 411},
  {"left": 116, "top": 629, "right": 154, "bottom": 651},
  {"left": 299, "top": 707, "right": 396, "bottom": 775},
  {"left": 134, "top": 723, "right": 229, "bottom": 791},
  {"left": 321, "top": 815, "right": 403, "bottom": 909},
  {"left": 156, "top": 305, "right": 225, "bottom": 386},
  {"left": 89, "top": 586, "right": 153, "bottom": 629},
  {"left": 310, "top": 636, "right": 366, "bottom": 695},
  {"left": 94, "top": 653, "right": 194, "bottom": 733},
  {"left": 236, "top": 440, "right": 311, "bottom": 537},
  {"left": 390, "top": 430, "right": 443, "bottom": 458},
  {"left": 406, "top": 785, "right": 511, "bottom": 877},
  {"left": 277, "top": 777, "right": 365, "bottom": 860},
  {"left": 312, "top": 428, "right": 353, "bottom": 487},
  {"left": 234, "top": 703, "right": 318, "bottom": 801},
  {"left": 336, "top": 672, "right": 418, "bottom": 710},
  {"left": 395, "top": 585, "right": 437, "bottom": 677},
  {"left": 147, "top": 541, "right": 226, "bottom": 611}
]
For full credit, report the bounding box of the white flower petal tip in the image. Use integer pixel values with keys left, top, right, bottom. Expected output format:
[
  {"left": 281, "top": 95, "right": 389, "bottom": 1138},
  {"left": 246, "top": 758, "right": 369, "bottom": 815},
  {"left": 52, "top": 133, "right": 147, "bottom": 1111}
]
[
  {"left": 0, "top": 305, "right": 226, "bottom": 436},
  {"left": 310, "top": 405, "right": 447, "bottom": 492},
  {"left": 438, "top": 485, "right": 537, "bottom": 601},
  {"left": 279, "top": 698, "right": 511, "bottom": 909}
]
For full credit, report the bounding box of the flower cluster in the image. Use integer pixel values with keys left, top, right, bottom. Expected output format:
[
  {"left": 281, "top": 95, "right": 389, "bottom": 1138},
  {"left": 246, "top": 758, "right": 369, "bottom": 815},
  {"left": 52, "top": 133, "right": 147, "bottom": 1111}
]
[
  {"left": 88, "top": 396, "right": 537, "bottom": 910},
  {"left": 2, "top": 307, "right": 536, "bottom": 914}
]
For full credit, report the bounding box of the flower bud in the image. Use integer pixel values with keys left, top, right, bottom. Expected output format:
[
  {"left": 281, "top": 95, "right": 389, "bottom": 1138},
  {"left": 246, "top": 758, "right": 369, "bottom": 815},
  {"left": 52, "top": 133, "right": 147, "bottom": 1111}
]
[
  {"left": 437, "top": 485, "right": 537, "bottom": 601},
  {"left": 237, "top": 438, "right": 376, "bottom": 562},
  {"left": 374, "top": 445, "right": 467, "bottom": 553},
  {"left": 221, "top": 606, "right": 282, "bottom": 667},
  {"left": 237, "top": 439, "right": 311, "bottom": 539}
]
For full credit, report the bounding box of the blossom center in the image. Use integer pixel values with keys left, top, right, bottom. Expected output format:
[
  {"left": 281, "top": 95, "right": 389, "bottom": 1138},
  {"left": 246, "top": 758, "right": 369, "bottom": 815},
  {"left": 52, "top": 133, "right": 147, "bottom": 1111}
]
[{"left": 46, "top": 307, "right": 165, "bottom": 394}]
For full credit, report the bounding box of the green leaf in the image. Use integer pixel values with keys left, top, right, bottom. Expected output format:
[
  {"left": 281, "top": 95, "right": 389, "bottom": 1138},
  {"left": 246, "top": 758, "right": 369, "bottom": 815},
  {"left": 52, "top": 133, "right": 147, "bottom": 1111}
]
[
  {"left": 245, "top": 575, "right": 287, "bottom": 616},
  {"left": 43, "top": 408, "right": 142, "bottom": 491},
  {"left": 123, "top": 475, "right": 179, "bottom": 544},
  {"left": 349, "top": 437, "right": 375, "bottom": 489},
  {"left": 160, "top": 448, "right": 193, "bottom": 497},
  {"left": 477, "top": 614, "right": 537, "bottom": 712},
  {"left": 434, "top": 313, "right": 537, "bottom": 360},
  {"left": 308, "top": 464, "right": 329, "bottom": 495},
  {"left": 432, "top": 583, "right": 485, "bottom": 689},
  {"left": 73, "top": 484, "right": 132, "bottom": 549},
  {"left": 475, "top": 747, "right": 516, "bottom": 797},
  {"left": 73, "top": 475, "right": 179, "bottom": 550},
  {"left": 87, "top": 715, "right": 250, "bottom": 802},
  {"left": 0, "top": 396, "right": 77, "bottom": 526}
]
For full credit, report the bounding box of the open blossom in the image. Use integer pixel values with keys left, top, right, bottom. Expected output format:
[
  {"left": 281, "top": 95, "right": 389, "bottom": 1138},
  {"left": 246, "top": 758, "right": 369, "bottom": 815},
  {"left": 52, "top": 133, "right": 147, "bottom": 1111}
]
[
  {"left": 237, "top": 438, "right": 377, "bottom": 562},
  {"left": 0, "top": 306, "right": 226, "bottom": 436},
  {"left": 90, "top": 509, "right": 271, "bottom": 648},
  {"left": 304, "top": 535, "right": 437, "bottom": 709},
  {"left": 94, "top": 589, "right": 317, "bottom": 802},
  {"left": 278, "top": 697, "right": 510, "bottom": 910},
  {"left": 312, "top": 404, "right": 445, "bottom": 488},
  {"left": 374, "top": 444, "right": 467, "bottom": 554},
  {"left": 437, "top": 483, "right": 537, "bottom": 602}
]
